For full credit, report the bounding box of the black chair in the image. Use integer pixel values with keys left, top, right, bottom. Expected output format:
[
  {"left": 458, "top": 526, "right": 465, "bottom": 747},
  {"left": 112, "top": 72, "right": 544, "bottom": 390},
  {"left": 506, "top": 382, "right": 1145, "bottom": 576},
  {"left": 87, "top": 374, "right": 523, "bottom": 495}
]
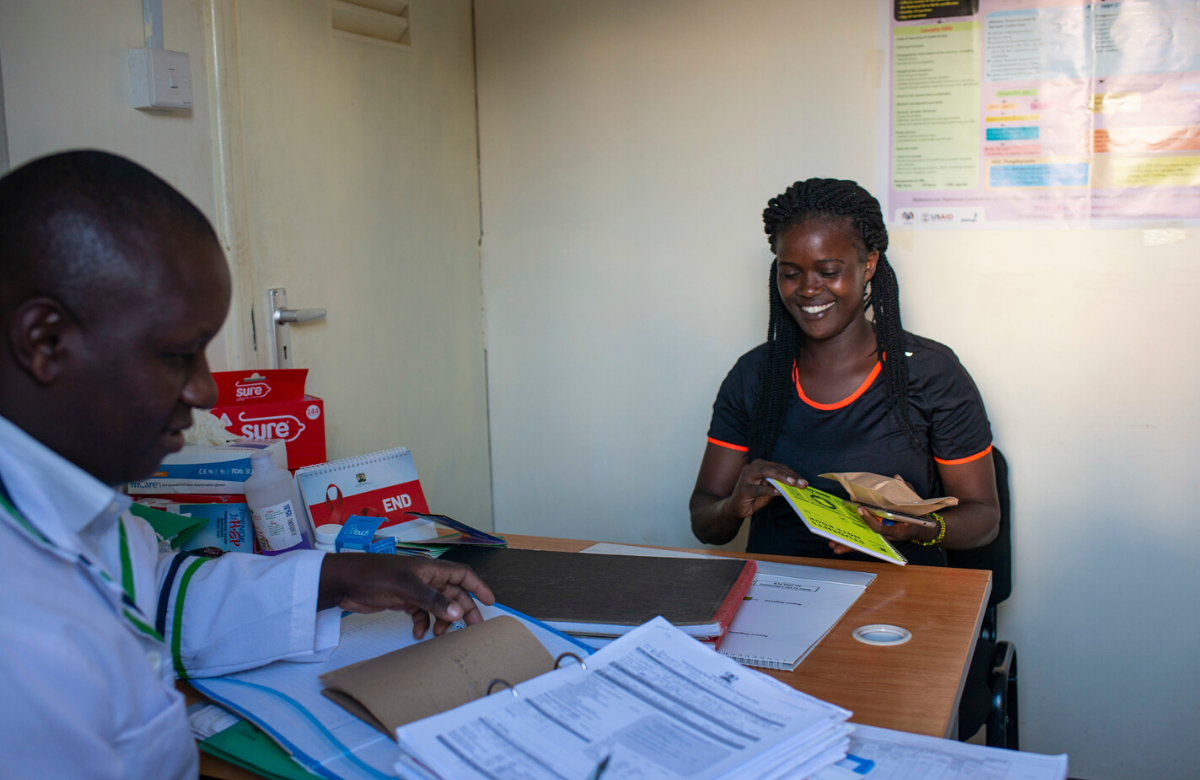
[{"left": 945, "top": 447, "right": 1018, "bottom": 749}]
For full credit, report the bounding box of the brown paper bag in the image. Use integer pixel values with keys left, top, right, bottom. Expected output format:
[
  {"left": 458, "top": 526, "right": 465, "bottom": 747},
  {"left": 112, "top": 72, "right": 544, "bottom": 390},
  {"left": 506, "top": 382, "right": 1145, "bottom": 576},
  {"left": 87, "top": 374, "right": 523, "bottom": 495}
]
[
  {"left": 819, "top": 471, "right": 958, "bottom": 515},
  {"left": 319, "top": 615, "right": 555, "bottom": 734}
]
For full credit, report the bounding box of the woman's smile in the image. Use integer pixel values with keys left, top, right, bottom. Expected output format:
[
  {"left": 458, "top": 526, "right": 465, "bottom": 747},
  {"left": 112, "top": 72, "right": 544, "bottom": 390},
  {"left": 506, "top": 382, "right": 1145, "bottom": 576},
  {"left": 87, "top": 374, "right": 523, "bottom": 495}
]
[{"left": 800, "top": 301, "right": 835, "bottom": 316}]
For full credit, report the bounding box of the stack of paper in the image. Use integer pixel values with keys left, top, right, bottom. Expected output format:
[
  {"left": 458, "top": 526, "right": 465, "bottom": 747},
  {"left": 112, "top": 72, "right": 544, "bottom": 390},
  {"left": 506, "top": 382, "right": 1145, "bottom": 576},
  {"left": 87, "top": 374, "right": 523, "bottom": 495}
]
[
  {"left": 192, "top": 606, "right": 1070, "bottom": 780},
  {"left": 393, "top": 617, "right": 854, "bottom": 780},
  {"left": 812, "top": 724, "right": 1068, "bottom": 780}
]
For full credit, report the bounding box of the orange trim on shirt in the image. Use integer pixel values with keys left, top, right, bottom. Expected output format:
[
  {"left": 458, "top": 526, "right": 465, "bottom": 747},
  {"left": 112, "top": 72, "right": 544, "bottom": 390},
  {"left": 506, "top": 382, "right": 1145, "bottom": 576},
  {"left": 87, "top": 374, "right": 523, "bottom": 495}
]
[
  {"left": 792, "top": 361, "right": 882, "bottom": 411},
  {"left": 934, "top": 444, "right": 993, "bottom": 466},
  {"left": 707, "top": 437, "right": 749, "bottom": 453}
]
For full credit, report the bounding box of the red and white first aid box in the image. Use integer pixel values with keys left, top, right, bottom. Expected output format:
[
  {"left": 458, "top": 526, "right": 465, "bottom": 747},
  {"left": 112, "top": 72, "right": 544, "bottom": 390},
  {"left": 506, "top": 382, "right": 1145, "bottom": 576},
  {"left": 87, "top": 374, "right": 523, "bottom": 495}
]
[{"left": 210, "top": 369, "right": 327, "bottom": 470}]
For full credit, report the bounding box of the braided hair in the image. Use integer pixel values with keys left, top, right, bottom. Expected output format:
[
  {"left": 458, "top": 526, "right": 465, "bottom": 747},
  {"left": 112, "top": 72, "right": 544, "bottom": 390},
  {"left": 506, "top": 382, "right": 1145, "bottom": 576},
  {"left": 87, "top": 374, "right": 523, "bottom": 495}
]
[{"left": 748, "top": 178, "right": 926, "bottom": 468}]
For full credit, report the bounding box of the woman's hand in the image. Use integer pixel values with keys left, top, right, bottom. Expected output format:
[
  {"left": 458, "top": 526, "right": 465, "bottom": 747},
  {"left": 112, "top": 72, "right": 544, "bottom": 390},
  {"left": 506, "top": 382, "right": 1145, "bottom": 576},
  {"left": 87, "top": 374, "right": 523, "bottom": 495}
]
[
  {"left": 828, "top": 474, "right": 935, "bottom": 554},
  {"left": 722, "top": 459, "right": 808, "bottom": 522},
  {"left": 690, "top": 443, "right": 807, "bottom": 546},
  {"left": 827, "top": 505, "right": 937, "bottom": 554},
  {"left": 827, "top": 457, "right": 1003, "bottom": 554}
]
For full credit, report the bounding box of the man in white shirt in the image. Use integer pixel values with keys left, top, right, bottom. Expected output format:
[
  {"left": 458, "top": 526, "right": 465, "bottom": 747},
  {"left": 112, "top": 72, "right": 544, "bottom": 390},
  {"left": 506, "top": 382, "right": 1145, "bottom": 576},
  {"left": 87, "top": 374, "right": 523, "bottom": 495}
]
[{"left": 0, "top": 151, "right": 495, "bottom": 779}]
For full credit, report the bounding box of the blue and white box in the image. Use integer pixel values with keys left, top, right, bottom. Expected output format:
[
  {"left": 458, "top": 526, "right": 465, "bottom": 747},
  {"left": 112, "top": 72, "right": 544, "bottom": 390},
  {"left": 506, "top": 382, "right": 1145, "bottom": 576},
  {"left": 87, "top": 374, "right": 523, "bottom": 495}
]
[
  {"left": 126, "top": 440, "right": 287, "bottom": 494},
  {"left": 368, "top": 536, "right": 397, "bottom": 555},
  {"left": 335, "top": 515, "right": 384, "bottom": 552}
]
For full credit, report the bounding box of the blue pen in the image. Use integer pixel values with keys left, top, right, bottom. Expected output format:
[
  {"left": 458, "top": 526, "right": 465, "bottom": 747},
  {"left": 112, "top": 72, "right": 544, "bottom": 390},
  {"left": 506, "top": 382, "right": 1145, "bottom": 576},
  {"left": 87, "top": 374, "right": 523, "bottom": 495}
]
[{"left": 587, "top": 754, "right": 611, "bottom": 780}]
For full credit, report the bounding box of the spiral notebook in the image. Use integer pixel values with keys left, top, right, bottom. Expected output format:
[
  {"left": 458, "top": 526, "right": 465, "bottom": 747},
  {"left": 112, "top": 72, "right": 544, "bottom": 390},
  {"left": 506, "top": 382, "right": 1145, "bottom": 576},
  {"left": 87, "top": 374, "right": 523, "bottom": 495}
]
[{"left": 295, "top": 448, "right": 428, "bottom": 531}]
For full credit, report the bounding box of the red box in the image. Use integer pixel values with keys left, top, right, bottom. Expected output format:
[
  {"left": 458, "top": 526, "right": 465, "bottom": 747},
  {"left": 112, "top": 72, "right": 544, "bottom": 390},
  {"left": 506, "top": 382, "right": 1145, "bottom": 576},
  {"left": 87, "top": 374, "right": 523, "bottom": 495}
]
[{"left": 211, "top": 370, "right": 328, "bottom": 469}]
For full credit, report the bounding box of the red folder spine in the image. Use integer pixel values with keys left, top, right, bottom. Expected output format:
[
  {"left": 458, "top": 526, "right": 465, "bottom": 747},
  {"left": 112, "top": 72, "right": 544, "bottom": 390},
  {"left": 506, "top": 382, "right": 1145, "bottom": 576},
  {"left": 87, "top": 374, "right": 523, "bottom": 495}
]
[{"left": 711, "top": 559, "right": 757, "bottom": 642}]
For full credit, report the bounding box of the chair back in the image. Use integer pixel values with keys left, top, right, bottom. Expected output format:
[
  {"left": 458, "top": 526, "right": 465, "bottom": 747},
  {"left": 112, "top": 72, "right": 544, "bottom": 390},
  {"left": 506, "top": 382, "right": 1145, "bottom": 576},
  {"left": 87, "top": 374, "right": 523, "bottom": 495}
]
[{"left": 945, "top": 447, "right": 1011, "bottom": 608}]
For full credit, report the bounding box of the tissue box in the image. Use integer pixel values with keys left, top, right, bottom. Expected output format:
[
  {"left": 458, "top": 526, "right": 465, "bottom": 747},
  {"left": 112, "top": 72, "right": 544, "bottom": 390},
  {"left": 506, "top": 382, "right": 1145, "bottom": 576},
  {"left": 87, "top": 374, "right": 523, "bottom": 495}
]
[
  {"left": 126, "top": 441, "right": 287, "bottom": 494},
  {"left": 211, "top": 369, "right": 327, "bottom": 469}
]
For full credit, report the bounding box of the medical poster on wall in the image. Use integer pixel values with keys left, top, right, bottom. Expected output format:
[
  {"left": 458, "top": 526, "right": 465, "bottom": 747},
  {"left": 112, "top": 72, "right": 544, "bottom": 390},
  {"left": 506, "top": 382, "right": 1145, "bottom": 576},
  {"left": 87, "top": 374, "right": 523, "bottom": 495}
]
[{"left": 886, "top": 0, "right": 1200, "bottom": 225}]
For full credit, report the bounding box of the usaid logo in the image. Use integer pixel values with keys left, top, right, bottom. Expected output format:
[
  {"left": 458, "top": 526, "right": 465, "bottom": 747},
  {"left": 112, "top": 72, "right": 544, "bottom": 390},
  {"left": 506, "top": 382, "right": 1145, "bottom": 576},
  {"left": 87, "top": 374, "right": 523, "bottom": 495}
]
[
  {"left": 236, "top": 411, "right": 306, "bottom": 442},
  {"left": 235, "top": 380, "right": 271, "bottom": 401}
]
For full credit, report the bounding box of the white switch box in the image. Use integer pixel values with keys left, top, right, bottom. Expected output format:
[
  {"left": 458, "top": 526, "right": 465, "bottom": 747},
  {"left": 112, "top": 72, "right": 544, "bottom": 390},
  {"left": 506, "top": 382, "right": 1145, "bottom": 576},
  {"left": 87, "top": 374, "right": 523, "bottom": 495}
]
[{"left": 128, "top": 48, "right": 192, "bottom": 111}]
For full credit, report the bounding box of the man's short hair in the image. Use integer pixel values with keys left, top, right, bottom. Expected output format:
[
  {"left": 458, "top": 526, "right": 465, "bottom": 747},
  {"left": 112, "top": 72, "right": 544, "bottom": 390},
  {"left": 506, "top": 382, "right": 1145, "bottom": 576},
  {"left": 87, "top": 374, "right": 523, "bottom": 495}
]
[{"left": 0, "top": 150, "right": 219, "bottom": 319}]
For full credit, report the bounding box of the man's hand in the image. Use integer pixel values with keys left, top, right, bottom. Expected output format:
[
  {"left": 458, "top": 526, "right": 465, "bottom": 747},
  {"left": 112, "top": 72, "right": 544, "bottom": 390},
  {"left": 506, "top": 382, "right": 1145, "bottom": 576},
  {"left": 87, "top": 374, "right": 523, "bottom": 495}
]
[{"left": 318, "top": 554, "right": 496, "bottom": 639}]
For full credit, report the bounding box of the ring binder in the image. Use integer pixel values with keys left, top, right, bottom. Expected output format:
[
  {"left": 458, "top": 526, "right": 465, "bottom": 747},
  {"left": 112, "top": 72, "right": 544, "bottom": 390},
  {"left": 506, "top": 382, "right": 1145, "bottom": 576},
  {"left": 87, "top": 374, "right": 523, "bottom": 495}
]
[
  {"left": 554, "top": 652, "right": 587, "bottom": 670},
  {"left": 485, "top": 679, "right": 518, "bottom": 697},
  {"left": 487, "top": 651, "right": 588, "bottom": 698}
]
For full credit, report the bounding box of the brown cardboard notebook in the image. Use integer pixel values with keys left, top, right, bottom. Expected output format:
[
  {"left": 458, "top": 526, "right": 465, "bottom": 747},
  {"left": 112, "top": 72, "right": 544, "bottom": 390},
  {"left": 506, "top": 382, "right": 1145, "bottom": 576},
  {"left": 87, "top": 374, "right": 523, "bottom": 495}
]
[
  {"left": 318, "top": 615, "right": 554, "bottom": 734},
  {"left": 439, "top": 547, "right": 757, "bottom": 637}
]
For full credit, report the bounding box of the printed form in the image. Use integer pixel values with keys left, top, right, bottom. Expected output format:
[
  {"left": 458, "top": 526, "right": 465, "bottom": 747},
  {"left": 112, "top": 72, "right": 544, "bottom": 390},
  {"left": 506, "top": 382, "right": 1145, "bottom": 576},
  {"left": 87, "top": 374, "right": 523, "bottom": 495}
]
[{"left": 395, "top": 617, "right": 853, "bottom": 780}]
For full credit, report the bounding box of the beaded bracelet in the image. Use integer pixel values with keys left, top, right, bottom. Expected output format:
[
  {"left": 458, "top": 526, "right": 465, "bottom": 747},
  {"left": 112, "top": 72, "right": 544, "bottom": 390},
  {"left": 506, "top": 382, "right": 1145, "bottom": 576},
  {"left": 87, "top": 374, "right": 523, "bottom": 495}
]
[{"left": 917, "top": 512, "right": 946, "bottom": 546}]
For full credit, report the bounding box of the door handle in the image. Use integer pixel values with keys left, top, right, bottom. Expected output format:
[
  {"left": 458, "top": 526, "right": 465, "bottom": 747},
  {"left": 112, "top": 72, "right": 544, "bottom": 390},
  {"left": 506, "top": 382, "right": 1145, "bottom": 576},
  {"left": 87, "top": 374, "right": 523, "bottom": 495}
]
[
  {"left": 266, "top": 288, "right": 325, "bottom": 369},
  {"left": 275, "top": 307, "right": 327, "bottom": 324}
]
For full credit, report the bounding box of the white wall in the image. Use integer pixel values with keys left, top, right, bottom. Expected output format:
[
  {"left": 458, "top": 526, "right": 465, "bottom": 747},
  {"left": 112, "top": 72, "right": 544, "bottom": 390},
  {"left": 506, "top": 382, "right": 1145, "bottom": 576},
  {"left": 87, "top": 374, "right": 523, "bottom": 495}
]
[
  {"left": 0, "top": 0, "right": 227, "bottom": 366},
  {"left": 474, "top": 2, "right": 1200, "bottom": 778}
]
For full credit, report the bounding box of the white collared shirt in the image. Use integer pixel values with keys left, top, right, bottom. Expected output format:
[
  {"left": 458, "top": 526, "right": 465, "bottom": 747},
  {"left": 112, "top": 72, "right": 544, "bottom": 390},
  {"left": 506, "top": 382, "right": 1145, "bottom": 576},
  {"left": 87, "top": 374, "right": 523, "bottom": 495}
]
[{"left": 0, "top": 415, "right": 340, "bottom": 780}]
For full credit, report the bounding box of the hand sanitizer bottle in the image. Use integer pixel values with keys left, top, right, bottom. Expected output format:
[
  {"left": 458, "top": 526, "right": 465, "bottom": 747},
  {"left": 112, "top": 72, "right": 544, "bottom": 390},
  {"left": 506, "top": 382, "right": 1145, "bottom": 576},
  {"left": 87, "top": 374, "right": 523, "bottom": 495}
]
[{"left": 244, "top": 451, "right": 311, "bottom": 555}]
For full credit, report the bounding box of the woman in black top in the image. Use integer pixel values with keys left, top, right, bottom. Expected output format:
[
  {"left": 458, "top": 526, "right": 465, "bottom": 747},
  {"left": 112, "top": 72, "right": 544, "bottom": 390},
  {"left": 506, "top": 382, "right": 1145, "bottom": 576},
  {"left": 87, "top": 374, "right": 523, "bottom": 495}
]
[{"left": 689, "top": 179, "right": 999, "bottom": 565}]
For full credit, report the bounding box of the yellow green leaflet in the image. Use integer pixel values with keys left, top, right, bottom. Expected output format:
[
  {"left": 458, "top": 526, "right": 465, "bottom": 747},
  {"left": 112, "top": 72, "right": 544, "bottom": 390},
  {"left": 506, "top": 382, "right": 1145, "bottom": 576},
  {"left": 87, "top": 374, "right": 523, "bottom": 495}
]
[{"left": 767, "top": 480, "right": 907, "bottom": 565}]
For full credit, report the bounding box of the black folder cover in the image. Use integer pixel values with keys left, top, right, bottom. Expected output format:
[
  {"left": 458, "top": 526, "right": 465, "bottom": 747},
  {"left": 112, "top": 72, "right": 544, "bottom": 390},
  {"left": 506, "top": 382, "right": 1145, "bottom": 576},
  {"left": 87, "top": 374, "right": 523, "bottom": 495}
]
[{"left": 439, "top": 547, "right": 750, "bottom": 629}]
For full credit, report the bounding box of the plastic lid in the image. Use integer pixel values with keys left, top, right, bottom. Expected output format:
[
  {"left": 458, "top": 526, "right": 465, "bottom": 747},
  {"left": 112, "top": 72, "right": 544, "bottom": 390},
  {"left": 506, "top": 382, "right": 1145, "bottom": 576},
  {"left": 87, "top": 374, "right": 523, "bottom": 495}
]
[
  {"left": 852, "top": 624, "right": 912, "bottom": 646},
  {"left": 314, "top": 524, "right": 342, "bottom": 544}
]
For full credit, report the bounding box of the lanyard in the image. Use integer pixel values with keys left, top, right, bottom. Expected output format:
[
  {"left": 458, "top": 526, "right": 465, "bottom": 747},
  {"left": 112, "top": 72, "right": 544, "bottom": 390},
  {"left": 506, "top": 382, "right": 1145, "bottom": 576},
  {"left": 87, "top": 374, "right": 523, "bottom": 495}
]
[{"left": 0, "top": 490, "right": 165, "bottom": 644}]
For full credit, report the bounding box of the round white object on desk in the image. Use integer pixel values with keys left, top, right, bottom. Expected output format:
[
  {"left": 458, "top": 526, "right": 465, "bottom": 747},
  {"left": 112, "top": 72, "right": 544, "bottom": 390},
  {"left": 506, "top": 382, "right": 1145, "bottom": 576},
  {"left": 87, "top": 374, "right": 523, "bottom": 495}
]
[{"left": 853, "top": 624, "right": 912, "bottom": 646}]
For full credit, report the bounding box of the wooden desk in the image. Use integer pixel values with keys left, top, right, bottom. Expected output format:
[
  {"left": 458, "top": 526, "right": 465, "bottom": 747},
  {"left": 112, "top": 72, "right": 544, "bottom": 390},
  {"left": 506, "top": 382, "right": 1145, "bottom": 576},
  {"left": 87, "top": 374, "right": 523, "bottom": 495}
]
[
  {"left": 503, "top": 535, "right": 990, "bottom": 738},
  {"left": 199, "top": 534, "right": 990, "bottom": 778}
]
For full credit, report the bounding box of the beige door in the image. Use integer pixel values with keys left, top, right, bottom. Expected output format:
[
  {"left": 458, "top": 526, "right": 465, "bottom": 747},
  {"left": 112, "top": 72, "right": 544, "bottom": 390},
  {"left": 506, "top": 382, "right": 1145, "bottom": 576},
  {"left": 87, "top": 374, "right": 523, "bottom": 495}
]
[{"left": 206, "top": 0, "right": 492, "bottom": 526}]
